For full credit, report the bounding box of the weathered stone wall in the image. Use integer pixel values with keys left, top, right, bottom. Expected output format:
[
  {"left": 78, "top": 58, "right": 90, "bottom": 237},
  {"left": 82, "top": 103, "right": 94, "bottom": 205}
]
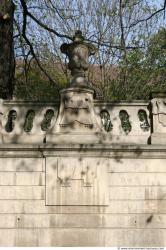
[
  {"left": 0, "top": 92, "right": 166, "bottom": 246},
  {"left": 0, "top": 144, "right": 166, "bottom": 246}
]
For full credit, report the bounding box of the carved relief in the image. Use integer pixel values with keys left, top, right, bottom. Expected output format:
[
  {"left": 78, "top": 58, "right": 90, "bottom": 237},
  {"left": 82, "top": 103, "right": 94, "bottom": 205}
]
[
  {"left": 57, "top": 161, "right": 96, "bottom": 187},
  {"left": 156, "top": 99, "right": 166, "bottom": 127},
  {"left": 59, "top": 93, "right": 93, "bottom": 128},
  {"left": 151, "top": 98, "right": 166, "bottom": 128},
  {"left": 46, "top": 157, "right": 108, "bottom": 206},
  {"left": 151, "top": 96, "right": 166, "bottom": 144}
]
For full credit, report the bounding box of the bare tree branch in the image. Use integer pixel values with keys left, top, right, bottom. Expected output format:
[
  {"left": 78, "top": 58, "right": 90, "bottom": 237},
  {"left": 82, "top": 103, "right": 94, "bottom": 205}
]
[
  {"left": 19, "top": 0, "right": 144, "bottom": 51},
  {"left": 129, "top": 0, "right": 166, "bottom": 28},
  {"left": 119, "top": 0, "right": 129, "bottom": 88},
  {"left": 20, "top": 0, "right": 72, "bottom": 40},
  {"left": 20, "top": 0, "right": 57, "bottom": 84}
]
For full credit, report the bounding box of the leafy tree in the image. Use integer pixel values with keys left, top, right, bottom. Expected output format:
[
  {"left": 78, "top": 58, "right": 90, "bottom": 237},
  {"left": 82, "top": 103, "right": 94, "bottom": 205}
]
[
  {"left": 106, "top": 28, "right": 166, "bottom": 101},
  {"left": 15, "top": 59, "right": 67, "bottom": 101}
]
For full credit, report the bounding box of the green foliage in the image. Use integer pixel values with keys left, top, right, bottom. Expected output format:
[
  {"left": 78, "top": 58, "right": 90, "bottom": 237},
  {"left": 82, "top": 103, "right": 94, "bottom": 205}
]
[
  {"left": 147, "top": 27, "right": 166, "bottom": 68},
  {"left": 14, "top": 61, "right": 68, "bottom": 101},
  {"left": 103, "top": 28, "right": 166, "bottom": 101}
]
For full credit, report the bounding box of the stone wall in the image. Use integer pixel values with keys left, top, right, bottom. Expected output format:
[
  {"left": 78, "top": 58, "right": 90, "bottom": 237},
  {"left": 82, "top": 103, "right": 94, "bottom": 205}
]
[
  {"left": 0, "top": 92, "right": 166, "bottom": 246},
  {"left": 0, "top": 144, "right": 166, "bottom": 246}
]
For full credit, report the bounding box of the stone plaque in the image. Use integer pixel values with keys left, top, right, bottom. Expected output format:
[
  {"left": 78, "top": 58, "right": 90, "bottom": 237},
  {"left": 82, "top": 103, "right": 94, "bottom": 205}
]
[{"left": 46, "top": 157, "right": 108, "bottom": 206}]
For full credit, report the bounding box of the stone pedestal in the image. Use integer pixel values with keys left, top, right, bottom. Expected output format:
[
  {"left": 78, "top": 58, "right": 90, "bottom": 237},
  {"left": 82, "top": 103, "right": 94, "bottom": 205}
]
[
  {"left": 46, "top": 87, "right": 102, "bottom": 144},
  {"left": 151, "top": 92, "right": 166, "bottom": 144}
]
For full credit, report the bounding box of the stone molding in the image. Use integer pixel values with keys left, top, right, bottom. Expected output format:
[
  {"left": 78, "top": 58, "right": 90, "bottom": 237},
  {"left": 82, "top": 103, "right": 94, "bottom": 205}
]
[{"left": 0, "top": 144, "right": 166, "bottom": 158}]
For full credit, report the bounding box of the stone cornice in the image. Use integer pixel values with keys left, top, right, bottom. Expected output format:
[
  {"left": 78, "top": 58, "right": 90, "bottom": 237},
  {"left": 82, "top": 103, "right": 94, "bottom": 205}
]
[{"left": 0, "top": 144, "right": 166, "bottom": 158}]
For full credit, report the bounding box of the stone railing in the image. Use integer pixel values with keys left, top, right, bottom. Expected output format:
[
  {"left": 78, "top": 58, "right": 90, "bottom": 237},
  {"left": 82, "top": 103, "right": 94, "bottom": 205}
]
[
  {"left": 0, "top": 92, "right": 165, "bottom": 145},
  {"left": 0, "top": 97, "right": 151, "bottom": 144},
  {"left": 94, "top": 101, "right": 151, "bottom": 144},
  {"left": 0, "top": 100, "right": 59, "bottom": 144}
]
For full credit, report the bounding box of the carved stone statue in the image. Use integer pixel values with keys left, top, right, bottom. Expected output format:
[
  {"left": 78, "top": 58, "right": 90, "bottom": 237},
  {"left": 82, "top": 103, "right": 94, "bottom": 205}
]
[
  {"left": 52, "top": 30, "right": 101, "bottom": 135},
  {"left": 60, "top": 30, "right": 96, "bottom": 86}
]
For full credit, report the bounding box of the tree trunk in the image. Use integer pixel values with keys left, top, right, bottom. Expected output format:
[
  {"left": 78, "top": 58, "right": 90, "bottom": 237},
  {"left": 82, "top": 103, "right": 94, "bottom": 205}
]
[{"left": 0, "top": 0, "right": 15, "bottom": 99}]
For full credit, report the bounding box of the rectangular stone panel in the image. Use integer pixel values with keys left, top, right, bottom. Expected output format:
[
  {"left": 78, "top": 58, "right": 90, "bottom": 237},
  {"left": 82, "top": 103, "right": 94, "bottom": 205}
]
[{"left": 46, "top": 157, "right": 108, "bottom": 206}]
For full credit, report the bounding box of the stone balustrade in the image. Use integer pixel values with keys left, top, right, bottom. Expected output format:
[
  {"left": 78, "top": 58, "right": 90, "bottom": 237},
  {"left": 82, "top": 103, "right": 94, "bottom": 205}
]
[
  {"left": 0, "top": 100, "right": 58, "bottom": 144},
  {"left": 0, "top": 98, "right": 152, "bottom": 144},
  {"left": 0, "top": 92, "right": 165, "bottom": 145},
  {"left": 94, "top": 100, "right": 151, "bottom": 144}
]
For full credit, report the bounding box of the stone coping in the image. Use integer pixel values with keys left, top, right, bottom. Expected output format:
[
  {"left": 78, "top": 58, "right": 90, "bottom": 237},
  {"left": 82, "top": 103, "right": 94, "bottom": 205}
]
[
  {"left": 2, "top": 100, "right": 60, "bottom": 106},
  {"left": 1, "top": 99, "right": 149, "bottom": 106},
  {"left": 0, "top": 143, "right": 166, "bottom": 149},
  {"left": 0, "top": 143, "right": 166, "bottom": 158},
  {"left": 94, "top": 100, "right": 149, "bottom": 106}
]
